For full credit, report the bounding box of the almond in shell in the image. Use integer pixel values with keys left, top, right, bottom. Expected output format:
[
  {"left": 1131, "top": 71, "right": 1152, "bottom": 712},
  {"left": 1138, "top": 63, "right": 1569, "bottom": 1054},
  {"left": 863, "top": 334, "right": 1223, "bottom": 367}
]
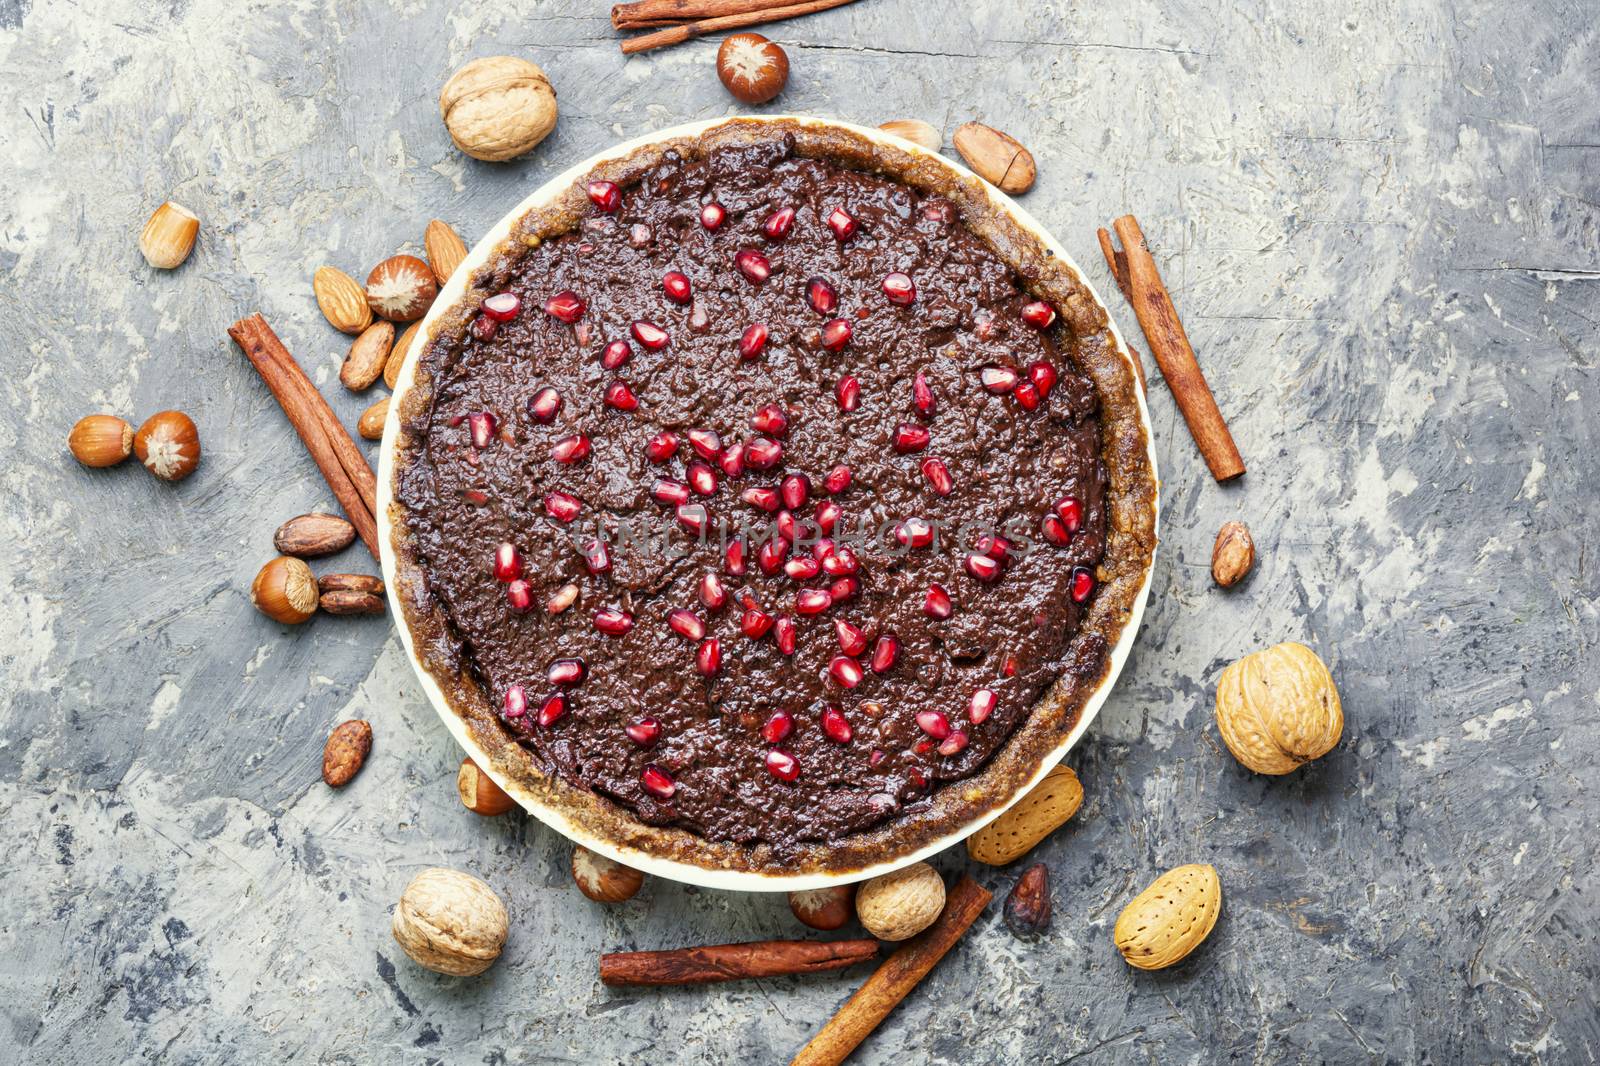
[
  {"left": 314, "top": 265, "right": 373, "bottom": 335},
  {"left": 1113, "top": 864, "right": 1222, "bottom": 970},
  {"left": 966, "top": 763, "right": 1083, "bottom": 866}
]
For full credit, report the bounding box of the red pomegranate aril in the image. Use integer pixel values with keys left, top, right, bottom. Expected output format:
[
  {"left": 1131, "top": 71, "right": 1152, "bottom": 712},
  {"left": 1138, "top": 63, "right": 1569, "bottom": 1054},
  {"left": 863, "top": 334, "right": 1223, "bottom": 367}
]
[
  {"left": 734, "top": 249, "right": 770, "bottom": 284},
  {"left": 1055, "top": 496, "right": 1083, "bottom": 532},
  {"left": 537, "top": 694, "right": 567, "bottom": 728},
  {"left": 823, "top": 464, "right": 852, "bottom": 494},
  {"left": 976, "top": 534, "right": 1012, "bottom": 561},
  {"left": 687, "top": 461, "right": 718, "bottom": 496},
  {"left": 765, "top": 748, "right": 800, "bottom": 781},
  {"left": 1071, "top": 566, "right": 1096, "bottom": 603},
  {"left": 688, "top": 428, "right": 722, "bottom": 460},
  {"left": 821, "top": 544, "right": 856, "bottom": 575},
  {"left": 981, "top": 366, "right": 1019, "bottom": 393},
  {"left": 783, "top": 556, "right": 820, "bottom": 581},
  {"left": 738, "top": 322, "right": 769, "bottom": 360},
  {"left": 630, "top": 223, "right": 653, "bottom": 248},
  {"left": 583, "top": 539, "right": 611, "bottom": 574},
  {"left": 544, "top": 290, "right": 586, "bottom": 323},
  {"left": 870, "top": 634, "right": 899, "bottom": 673},
  {"left": 830, "top": 656, "right": 864, "bottom": 688},
  {"left": 1021, "top": 299, "right": 1057, "bottom": 329},
  {"left": 908, "top": 768, "right": 927, "bottom": 788},
  {"left": 506, "top": 579, "right": 533, "bottom": 613},
  {"left": 481, "top": 292, "right": 521, "bottom": 321},
  {"left": 587, "top": 179, "right": 621, "bottom": 212},
  {"left": 868, "top": 749, "right": 886, "bottom": 767},
  {"left": 1041, "top": 514, "right": 1071, "bottom": 546},
  {"left": 662, "top": 270, "right": 692, "bottom": 304},
  {"left": 602, "top": 339, "right": 632, "bottom": 370},
  {"left": 773, "top": 615, "right": 797, "bottom": 655},
  {"left": 763, "top": 709, "right": 794, "bottom": 744},
  {"left": 896, "top": 517, "right": 934, "bottom": 549},
  {"left": 548, "top": 658, "right": 586, "bottom": 686},
  {"left": 631, "top": 320, "right": 670, "bottom": 350},
  {"left": 965, "top": 552, "right": 1001, "bottom": 582},
  {"left": 717, "top": 443, "right": 745, "bottom": 477},
  {"left": 1013, "top": 379, "right": 1041, "bottom": 411},
  {"left": 641, "top": 764, "right": 676, "bottom": 799},
  {"left": 545, "top": 491, "right": 582, "bottom": 522},
  {"left": 883, "top": 272, "right": 916, "bottom": 305},
  {"left": 668, "top": 609, "right": 706, "bottom": 641},
  {"left": 826, "top": 207, "right": 857, "bottom": 240},
  {"left": 696, "top": 638, "right": 721, "bottom": 676},
  {"left": 741, "top": 486, "right": 780, "bottom": 512},
  {"left": 700, "top": 202, "right": 726, "bottom": 230},
  {"left": 807, "top": 277, "right": 838, "bottom": 315},
  {"left": 594, "top": 607, "right": 634, "bottom": 635},
  {"left": 472, "top": 315, "right": 498, "bottom": 341},
  {"left": 503, "top": 685, "right": 528, "bottom": 718},
  {"left": 492, "top": 542, "right": 522, "bottom": 582},
  {"left": 829, "top": 576, "right": 859, "bottom": 602},
  {"left": 758, "top": 536, "right": 789, "bottom": 575},
  {"left": 796, "top": 588, "right": 833, "bottom": 615},
  {"left": 744, "top": 436, "right": 782, "bottom": 470},
  {"left": 835, "top": 375, "right": 860, "bottom": 412},
  {"left": 462, "top": 488, "right": 490, "bottom": 506},
  {"left": 893, "top": 424, "right": 930, "bottom": 452},
  {"left": 1028, "top": 360, "right": 1058, "bottom": 397},
  {"left": 912, "top": 370, "right": 935, "bottom": 417},
  {"left": 528, "top": 386, "right": 562, "bottom": 423},
  {"left": 915, "top": 710, "right": 952, "bottom": 740},
  {"left": 969, "top": 688, "right": 997, "bottom": 724},
  {"left": 646, "top": 431, "right": 678, "bottom": 463},
  {"left": 763, "top": 206, "right": 795, "bottom": 240},
  {"left": 677, "top": 503, "right": 709, "bottom": 536},
  {"left": 605, "top": 379, "right": 639, "bottom": 411},
  {"left": 1004, "top": 655, "right": 1018, "bottom": 677},
  {"left": 751, "top": 403, "right": 787, "bottom": 436},
  {"left": 815, "top": 501, "right": 842, "bottom": 535},
  {"left": 921, "top": 457, "right": 953, "bottom": 496},
  {"left": 552, "top": 433, "right": 590, "bottom": 464},
  {"left": 821, "top": 318, "right": 853, "bottom": 352},
  {"left": 626, "top": 718, "right": 661, "bottom": 746},
  {"left": 741, "top": 608, "right": 774, "bottom": 639},
  {"left": 821, "top": 706, "right": 853, "bottom": 743},
  {"left": 775, "top": 510, "right": 798, "bottom": 543},
  {"left": 835, "top": 619, "right": 868, "bottom": 656},
  {"left": 653, "top": 478, "right": 691, "bottom": 506},
  {"left": 938, "top": 730, "right": 970, "bottom": 757},
  {"left": 700, "top": 572, "right": 727, "bottom": 610},
  {"left": 779, "top": 473, "right": 810, "bottom": 511},
  {"left": 924, "top": 583, "right": 952, "bottom": 619},
  {"left": 467, "top": 411, "right": 496, "bottom": 449}
]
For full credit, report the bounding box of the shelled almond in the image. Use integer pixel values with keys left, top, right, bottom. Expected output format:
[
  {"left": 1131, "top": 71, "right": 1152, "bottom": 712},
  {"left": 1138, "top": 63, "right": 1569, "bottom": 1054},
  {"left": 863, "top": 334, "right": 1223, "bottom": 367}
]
[
  {"left": 314, "top": 266, "right": 373, "bottom": 334},
  {"left": 424, "top": 220, "right": 468, "bottom": 286}
]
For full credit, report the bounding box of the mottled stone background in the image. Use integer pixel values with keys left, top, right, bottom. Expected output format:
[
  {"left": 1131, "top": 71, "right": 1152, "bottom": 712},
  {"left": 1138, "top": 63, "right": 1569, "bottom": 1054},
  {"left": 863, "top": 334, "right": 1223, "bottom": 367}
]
[{"left": 1, "top": 0, "right": 1595, "bottom": 1062}]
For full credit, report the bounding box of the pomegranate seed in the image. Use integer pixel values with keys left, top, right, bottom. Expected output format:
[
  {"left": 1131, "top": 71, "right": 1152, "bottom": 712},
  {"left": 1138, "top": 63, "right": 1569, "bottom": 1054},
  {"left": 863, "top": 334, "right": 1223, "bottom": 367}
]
[
  {"left": 773, "top": 615, "right": 797, "bottom": 655},
  {"left": 893, "top": 424, "right": 930, "bottom": 452},
  {"left": 1004, "top": 655, "right": 1018, "bottom": 677},
  {"left": 835, "top": 375, "right": 860, "bottom": 412},
  {"left": 1071, "top": 566, "right": 1096, "bottom": 603},
  {"left": 765, "top": 748, "right": 800, "bottom": 781},
  {"left": 462, "top": 488, "right": 491, "bottom": 507},
  {"left": 1055, "top": 496, "right": 1083, "bottom": 532},
  {"left": 545, "top": 491, "right": 582, "bottom": 522},
  {"left": 763, "top": 709, "right": 794, "bottom": 743},
  {"left": 783, "top": 555, "right": 819, "bottom": 580},
  {"left": 1013, "top": 380, "right": 1041, "bottom": 410},
  {"left": 741, "top": 486, "right": 780, "bottom": 512},
  {"left": 467, "top": 411, "right": 496, "bottom": 449},
  {"left": 492, "top": 542, "right": 522, "bottom": 582},
  {"left": 763, "top": 207, "right": 795, "bottom": 240},
  {"left": 1021, "top": 300, "right": 1057, "bottom": 329},
  {"left": 528, "top": 386, "right": 562, "bottom": 422},
  {"left": 908, "top": 768, "right": 927, "bottom": 788},
  {"left": 981, "top": 366, "right": 1019, "bottom": 393},
  {"left": 718, "top": 443, "right": 745, "bottom": 477},
  {"left": 631, "top": 320, "right": 670, "bottom": 350},
  {"left": 823, "top": 465, "right": 852, "bottom": 494},
  {"left": 870, "top": 634, "right": 899, "bottom": 673},
  {"left": 821, "top": 318, "right": 852, "bottom": 351},
  {"left": 868, "top": 749, "right": 886, "bottom": 767},
  {"left": 924, "top": 583, "right": 953, "bottom": 618},
  {"left": 583, "top": 539, "right": 611, "bottom": 574},
  {"left": 601, "top": 340, "right": 633, "bottom": 370},
  {"left": 815, "top": 501, "right": 842, "bottom": 535},
  {"left": 626, "top": 718, "right": 661, "bottom": 746},
  {"left": 548, "top": 658, "right": 586, "bottom": 686},
  {"left": 482, "top": 292, "right": 521, "bottom": 321},
  {"left": 544, "top": 291, "right": 586, "bottom": 323},
  {"left": 630, "top": 223, "right": 653, "bottom": 247},
  {"left": 796, "top": 588, "right": 833, "bottom": 615},
  {"left": 780, "top": 473, "right": 810, "bottom": 511},
  {"left": 912, "top": 370, "right": 935, "bottom": 416},
  {"left": 921, "top": 457, "right": 953, "bottom": 496},
  {"left": 883, "top": 272, "right": 916, "bottom": 305},
  {"left": 537, "top": 694, "right": 567, "bottom": 728},
  {"left": 969, "top": 688, "right": 997, "bottom": 724},
  {"left": 821, "top": 544, "right": 856, "bottom": 575},
  {"left": 587, "top": 180, "right": 621, "bottom": 212},
  {"left": 677, "top": 503, "right": 709, "bottom": 536},
  {"left": 668, "top": 609, "right": 706, "bottom": 641},
  {"left": 821, "top": 706, "right": 853, "bottom": 743},
  {"left": 938, "top": 730, "right": 970, "bottom": 756},
  {"left": 506, "top": 579, "right": 533, "bottom": 613},
  {"left": 826, "top": 207, "right": 857, "bottom": 240},
  {"left": 472, "top": 315, "right": 498, "bottom": 341},
  {"left": 661, "top": 270, "right": 692, "bottom": 304},
  {"left": 653, "top": 478, "right": 690, "bottom": 506},
  {"left": 807, "top": 277, "right": 838, "bottom": 315},
  {"left": 594, "top": 607, "right": 634, "bottom": 635},
  {"left": 915, "top": 710, "right": 951, "bottom": 739},
  {"left": 758, "top": 536, "right": 789, "bottom": 574},
  {"left": 895, "top": 517, "right": 934, "bottom": 549},
  {"left": 552, "top": 434, "right": 590, "bottom": 464},
  {"left": 739, "top": 323, "right": 769, "bottom": 360},
  {"left": 700, "top": 572, "right": 728, "bottom": 610},
  {"left": 503, "top": 685, "right": 528, "bottom": 718},
  {"left": 751, "top": 404, "right": 787, "bottom": 436},
  {"left": 744, "top": 436, "right": 782, "bottom": 469},
  {"left": 641, "top": 764, "right": 676, "bottom": 798},
  {"left": 1028, "top": 360, "right": 1058, "bottom": 397},
  {"left": 965, "top": 552, "right": 1001, "bottom": 581},
  {"left": 829, "top": 576, "right": 859, "bottom": 602},
  {"left": 775, "top": 510, "right": 798, "bottom": 542},
  {"left": 687, "top": 461, "right": 718, "bottom": 496},
  {"left": 547, "top": 583, "right": 578, "bottom": 614},
  {"left": 605, "top": 379, "right": 639, "bottom": 411},
  {"left": 976, "top": 534, "right": 1012, "bottom": 561},
  {"left": 1041, "top": 514, "right": 1071, "bottom": 546},
  {"left": 735, "top": 249, "right": 770, "bottom": 284},
  {"left": 700, "top": 202, "right": 726, "bottom": 230},
  {"left": 646, "top": 431, "right": 678, "bottom": 462},
  {"left": 741, "top": 608, "right": 774, "bottom": 639},
  {"left": 696, "top": 638, "right": 721, "bottom": 676},
  {"left": 835, "top": 619, "right": 868, "bottom": 656},
  {"left": 688, "top": 428, "right": 722, "bottom": 460}
]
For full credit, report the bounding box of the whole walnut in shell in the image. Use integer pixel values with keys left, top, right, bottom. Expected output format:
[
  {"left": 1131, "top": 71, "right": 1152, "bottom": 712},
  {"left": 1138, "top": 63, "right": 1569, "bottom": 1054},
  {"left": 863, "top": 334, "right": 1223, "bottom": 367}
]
[
  {"left": 438, "top": 56, "right": 558, "bottom": 162},
  {"left": 1215, "top": 641, "right": 1343, "bottom": 774},
  {"left": 392, "top": 867, "right": 508, "bottom": 976},
  {"left": 855, "top": 861, "right": 945, "bottom": 941}
]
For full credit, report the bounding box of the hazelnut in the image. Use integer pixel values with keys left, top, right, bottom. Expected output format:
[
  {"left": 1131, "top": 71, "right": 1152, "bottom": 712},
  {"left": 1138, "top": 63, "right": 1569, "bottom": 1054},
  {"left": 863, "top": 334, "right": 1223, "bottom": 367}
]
[
  {"left": 570, "top": 845, "right": 644, "bottom": 903},
  {"left": 68, "top": 414, "right": 134, "bottom": 468},
  {"left": 439, "top": 56, "right": 558, "bottom": 163},
  {"left": 716, "top": 33, "right": 789, "bottom": 105},
  {"left": 392, "top": 867, "right": 508, "bottom": 976},
  {"left": 855, "top": 861, "right": 945, "bottom": 941},
  {"left": 1211, "top": 520, "right": 1256, "bottom": 587},
  {"left": 1215, "top": 641, "right": 1343, "bottom": 774},
  {"left": 365, "top": 255, "right": 436, "bottom": 323},
  {"left": 322, "top": 719, "right": 372, "bottom": 787},
  {"left": 251, "top": 556, "right": 318, "bottom": 624},
  {"left": 457, "top": 757, "right": 516, "bottom": 816},
  {"left": 139, "top": 201, "right": 199, "bottom": 269},
  {"left": 789, "top": 886, "right": 854, "bottom": 931},
  {"left": 132, "top": 410, "right": 200, "bottom": 482}
]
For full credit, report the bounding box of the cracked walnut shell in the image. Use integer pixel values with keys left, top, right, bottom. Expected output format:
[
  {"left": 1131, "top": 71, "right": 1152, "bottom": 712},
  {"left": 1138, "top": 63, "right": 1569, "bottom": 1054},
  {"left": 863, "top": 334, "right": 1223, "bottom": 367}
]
[
  {"left": 1215, "top": 641, "right": 1343, "bottom": 775},
  {"left": 439, "top": 56, "right": 558, "bottom": 163},
  {"left": 392, "top": 868, "right": 508, "bottom": 976}
]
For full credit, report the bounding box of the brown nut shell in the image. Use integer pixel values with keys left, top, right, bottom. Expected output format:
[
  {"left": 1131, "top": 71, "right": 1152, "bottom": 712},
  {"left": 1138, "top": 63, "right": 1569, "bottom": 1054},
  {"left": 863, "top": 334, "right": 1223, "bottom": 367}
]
[
  {"left": 322, "top": 719, "right": 372, "bottom": 787},
  {"left": 458, "top": 757, "right": 516, "bottom": 816},
  {"left": 273, "top": 513, "right": 356, "bottom": 558},
  {"left": 439, "top": 56, "right": 558, "bottom": 163},
  {"left": 571, "top": 845, "right": 644, "bottom": 903},
  {"left": 139, "top": 201, "right": 199, "bottom": 269},
  {"left": 392, "top": 867, "right": 508, "bottom": 976},
  {"left": 952, "top": 121, "right": 1037, "bottom": 193},
  {"left": 1211, "top": 521, "right": 1256, "bottom": 587},
  {"left": 68, "top": 414, "right": 134, "bottom": 467},
  {"left": 788, "top": 886, "right": 855, "bottom": 931},
  {"left": 365, "top": 255, "right": 437, "bottom": 323},
  {"left": 251, "top": 556, "right": 318, "bottom": 624},
  {"left": 1215, "top": 642, "right": 1343, "bottom": 774},
  {"left": 1113, "top": 864, "right": 1222, "bottom": 970},
  {"left": 133, "top": 410, "right": 201, "bottom": 481},
  {"left": 716, "top": 33, "right": 789, "bottom": 105},
  {"left": 967, "top": 764, "right": 1083, "bottom": 866},
  {"left": 341, "top": 320, "right": 394, "bottom": 391}
]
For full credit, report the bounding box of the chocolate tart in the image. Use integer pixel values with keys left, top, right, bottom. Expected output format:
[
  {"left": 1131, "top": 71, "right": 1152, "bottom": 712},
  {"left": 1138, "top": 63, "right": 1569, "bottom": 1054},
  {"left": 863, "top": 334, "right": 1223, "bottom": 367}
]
[{"left": 379, "top": 117, "right": 1157, "bottom": 888}]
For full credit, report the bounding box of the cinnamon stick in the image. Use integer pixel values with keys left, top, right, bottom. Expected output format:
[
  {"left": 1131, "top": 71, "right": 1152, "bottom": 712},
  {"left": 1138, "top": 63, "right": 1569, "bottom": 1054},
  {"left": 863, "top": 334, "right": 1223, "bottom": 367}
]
[
  {"left": 790, "top": 875, "right": 991, "bottom": 1066},
  {"left": 228, "top": 314, "right": 380, "bottom": 559},
  {"left": 613, "top": 0, "right": 804, "bottom": 29},
  {"left": 619, "top": 0, "right": 859, "bottom": 54},
  {"left": 600, "top": 938, "right": 879, "bottom": 986},
  {"left": 1093, "top": 226, "right": 1149, "bottom": 394},
  {"left": 1107, "top": 216, "right": 1245, "bottom": 481}
]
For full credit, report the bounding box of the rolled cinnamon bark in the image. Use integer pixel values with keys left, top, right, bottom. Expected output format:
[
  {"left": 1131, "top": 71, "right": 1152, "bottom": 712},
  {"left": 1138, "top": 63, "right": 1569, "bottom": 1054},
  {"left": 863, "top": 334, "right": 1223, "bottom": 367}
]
[
  {"left": 618, "top": 0, "right": 859, "bottom": 53},
  {"left": 613, "top": 0, "right": 804, "bottom": 29},
  {"left": 600, "top": 938, "right": 879, "bottom": 986}
]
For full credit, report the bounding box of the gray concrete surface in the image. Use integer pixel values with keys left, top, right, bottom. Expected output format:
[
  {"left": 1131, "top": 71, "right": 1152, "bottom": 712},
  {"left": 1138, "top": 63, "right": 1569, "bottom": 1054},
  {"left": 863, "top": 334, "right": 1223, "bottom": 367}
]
[{"left": 2, "top": 0, "right": 1596, "bottom": 1062}]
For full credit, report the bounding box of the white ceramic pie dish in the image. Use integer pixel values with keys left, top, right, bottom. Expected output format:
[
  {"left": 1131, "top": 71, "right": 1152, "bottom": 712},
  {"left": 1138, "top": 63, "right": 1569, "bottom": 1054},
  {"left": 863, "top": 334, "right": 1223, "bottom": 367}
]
[{"left": 376, "top": 114, "right": 1158, "bottom": 891}]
